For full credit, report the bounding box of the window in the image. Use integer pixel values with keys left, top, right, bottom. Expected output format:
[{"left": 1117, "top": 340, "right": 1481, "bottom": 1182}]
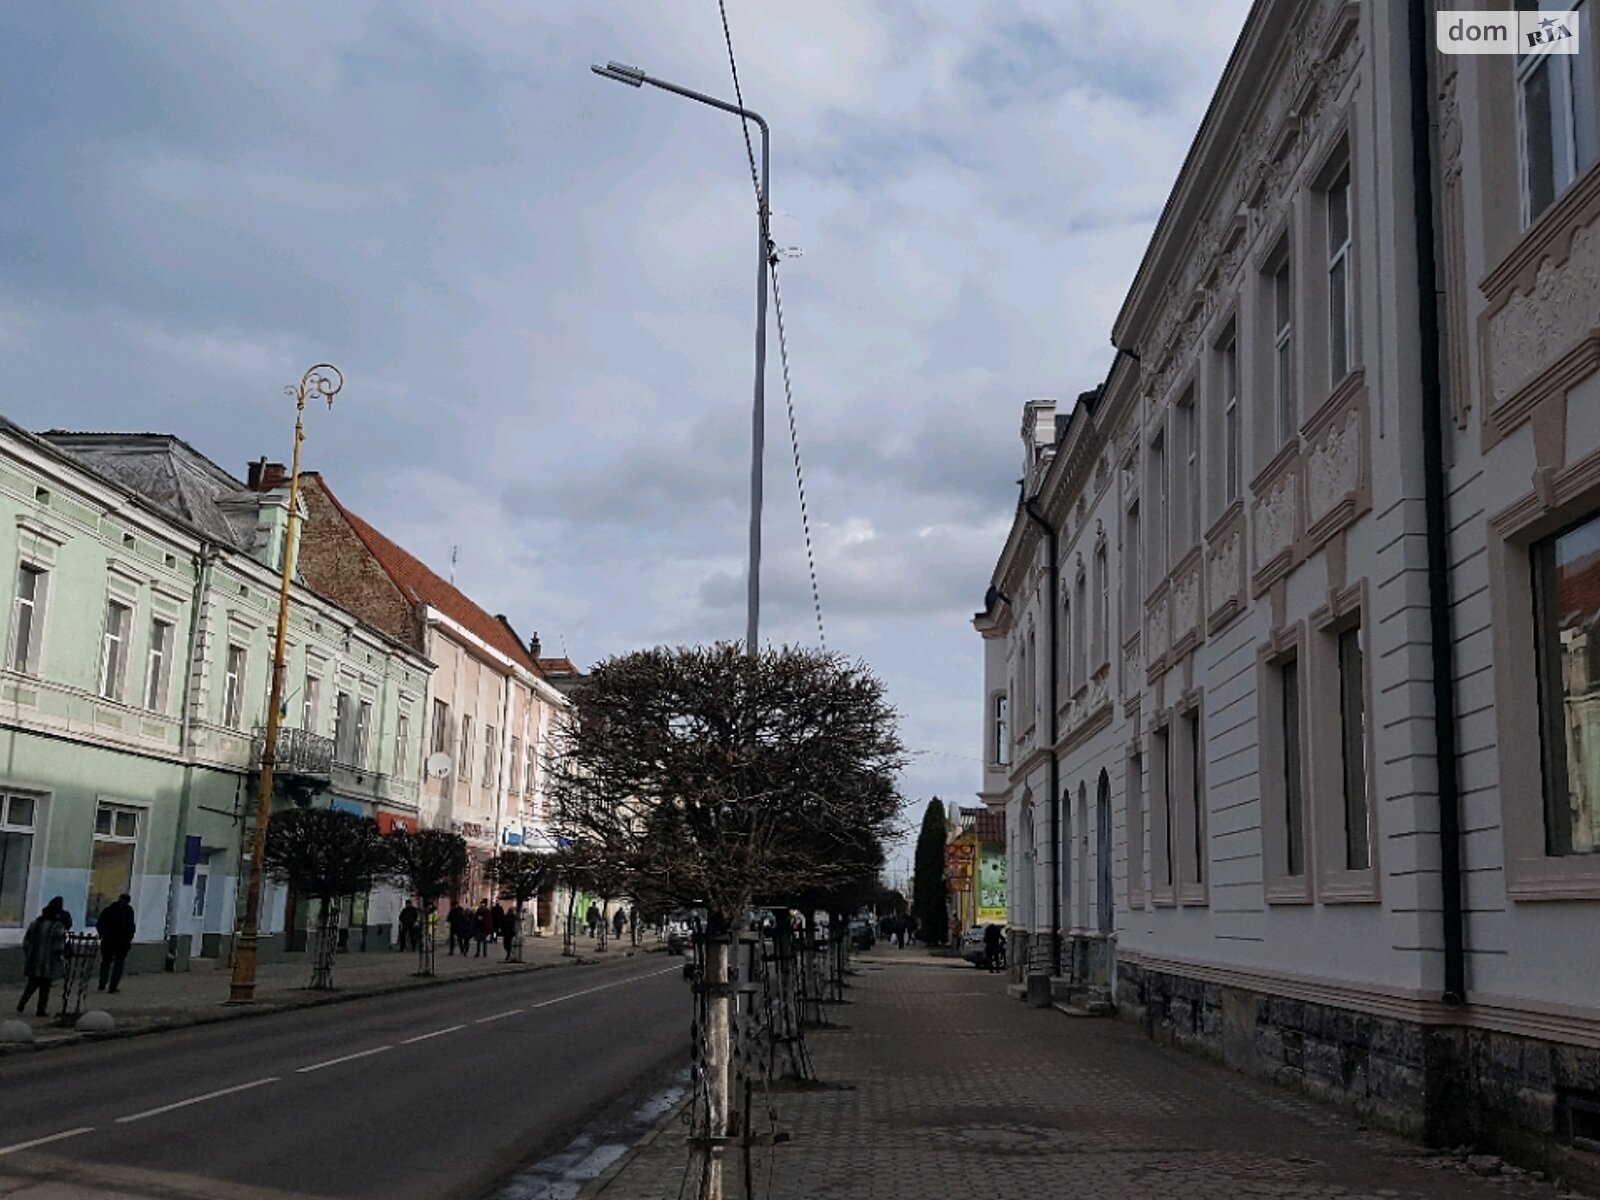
[
  {"left": 1533, "top": 512, "right": 1600, "bottom": 856},
  {"left": 8, "top": 563, "right": 46, "bottom": 675},
  {"left": 355, "top": 700, "right": 372, "bottom": 768},
  {"left": 483, "top": 724, "right": 497, "bottom": 790},
  {"left": 303, "top": 674, "right": 321, "bottom": 732},
  {"left": 1073, "top": 573, "right": 1087, "bottom": 689},
  {"left": 1058, "top": 591, "right": 1072, "bottom": 695},
  {"left": 460, "top": 716, "right": 474, "bottom": 787},
  {"left": 1326, "top": 169, "right": 1352, "bottom": 382},
  {"left": 1221, "top": 337, "right": 1240, "bottom": 506},
  {"left": 1150, "top": 433, "right": 1167, "bottom": 578},
  {"left": 430, "top": 699, "right": 450, "bottom": 754},
  {"left": 1273, "top": 259, "right": 1295, "bottom": 445},
  {"left": 525, "top": 734, "right": 537, "bottom": 796},
  {"left": 1094, "top": 546, "right": 1109, "bottom": 668},
  {"left": 1126, "top": 750, "right": 1145, "bottom": 908},
  {"left": 1182, "top": 389, "right": 1200, "bottom": 546},
  {"left": 333, "top": 691, "right": 352, "bottom": 763},
  {"left": 88, "top": 803, "right": 139, "bottom": 925},
  {"left": 1282, "top": 657, "right": 1306, "bottom": 877},
  {"left": 100, "top": 600, "right": 132, "bottom": 701},
  {"left": 1183, "top": 709, "right": 1205, "bottom": 887},
  {"left": 1338, "top": 625, "right": 1370, "bottom": 870},
  {"left": 1123, "top": 502, "right": 1141, "bottom": 634},
  {"left": 1518, "top": 0, "right": 1596, "bottom": 224},
  {"left": 0, "top": 793, "right": 37, "bottom": 928},
  {"left": 395, "top": 713, "right": 411, "bottom": 779},
  {"left": 1153, "top": 726, "right": 1174, "bottom": 894},
  {"left": 145, "top": 619, "right": 173, "bottom": 713},
  {"left": 509, "top": 736, "right": 521, "bottom": 793},
  {"left": 222, "top": 645, "right": 247, "bottom": 728},
  {"left": 992, "top": 695, "right": 1010, "bottom": 767}
]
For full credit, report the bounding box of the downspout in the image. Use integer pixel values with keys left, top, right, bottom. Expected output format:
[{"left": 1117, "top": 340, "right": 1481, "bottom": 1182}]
[
  {"left": 1022, "top": 496, "right": 1061, "bottom": 978},
  {"left": 1407, "top": 0, "right": 1466, "bottom": 1004},
  {"left": 163, "top": 540, "right": 218, "bottom": 969}
]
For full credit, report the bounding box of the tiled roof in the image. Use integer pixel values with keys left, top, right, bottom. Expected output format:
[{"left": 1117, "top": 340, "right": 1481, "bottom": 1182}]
[
  {"left": 310, "top": 475, "right": 542, "bottom": 677},
  {"left": 975, "top": 809, "right": 1006, "bottom": 847},
  {"left": 536, "top": 657, "right": 579, "bottom": 675}
]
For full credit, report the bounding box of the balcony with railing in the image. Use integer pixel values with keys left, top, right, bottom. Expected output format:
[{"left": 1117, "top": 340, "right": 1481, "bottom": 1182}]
[{"left": 250, "top": 725, "right": 335, "bottom": 779}]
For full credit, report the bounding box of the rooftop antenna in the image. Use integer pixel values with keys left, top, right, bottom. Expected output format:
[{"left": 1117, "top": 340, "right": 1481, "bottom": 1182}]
[{"left": 450, "top": 545, "right": 459, "bottom": 586}]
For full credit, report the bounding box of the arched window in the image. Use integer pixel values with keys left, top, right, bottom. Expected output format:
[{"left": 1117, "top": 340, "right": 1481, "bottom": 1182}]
[
  {"left": 1094, "top": 545, "right": 1110, "bottom": 668},
  {"left": 992, "top": 693, "right": 1010, "bottom": 766}
]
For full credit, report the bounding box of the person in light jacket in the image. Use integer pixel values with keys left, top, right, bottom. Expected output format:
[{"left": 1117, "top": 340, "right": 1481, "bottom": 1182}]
[{"left": 16, "top": 899, "right": 68, "bottom": 1016}]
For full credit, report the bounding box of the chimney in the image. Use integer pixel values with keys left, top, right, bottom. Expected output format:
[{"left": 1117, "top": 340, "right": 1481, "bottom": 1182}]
[
  {"left": 529, "top": 632, "right": 541, "bottom": 660},
  {"left": 246, "top": 457, "right": 287, "bottom": 491}
]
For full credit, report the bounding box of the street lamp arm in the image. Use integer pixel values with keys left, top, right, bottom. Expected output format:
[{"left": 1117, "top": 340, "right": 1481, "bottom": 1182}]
[{"left": 590, "top": 63, "right": 770, "bottom": 138}]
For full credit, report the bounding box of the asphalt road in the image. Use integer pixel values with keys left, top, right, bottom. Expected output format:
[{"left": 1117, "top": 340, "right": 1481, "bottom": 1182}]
[{"left": 0, "top": 954, "right": 687, "bottom": 1200}]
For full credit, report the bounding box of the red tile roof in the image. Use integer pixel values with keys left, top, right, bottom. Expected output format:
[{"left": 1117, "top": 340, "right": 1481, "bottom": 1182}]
[
  {"left": 310, "top": 475, "right": 542, "bottom": 676},
  {"left": 975, "top": 809, "right": 1006, "bottom": 847},
  {"left": 536, "top": 657, "right": 579, "bottom": 675}
]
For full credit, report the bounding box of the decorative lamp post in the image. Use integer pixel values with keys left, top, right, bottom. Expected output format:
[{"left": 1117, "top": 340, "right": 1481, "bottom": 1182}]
[{"left": 227, "top": 363, "right": 344, "bottom": 1004}]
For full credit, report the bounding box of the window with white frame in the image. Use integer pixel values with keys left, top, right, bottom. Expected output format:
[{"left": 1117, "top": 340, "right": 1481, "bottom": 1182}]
[
  {"left": 1272, "top": 258, "right": 1295, "bottom": 446},
  {"left": 333, "top": 691, "right": 352, "bottom": 763},
  {"left": 1125, "top": 750, "right": 1144, "bottom": 907},
  {"left": 483, "top": 724, "right": 497, "bottom": 790},
  {"left": 1182, "top": 707, "right": 1206, "bottom": 887},
  {"left": 88, "top": 802, "right": 139, "bottom": 924},
  {"left": 1058, "top": 590, "right": 1072, "bottom": 695},
  {"left": 101, "top": 600, "right": 132, "bottom": 701},
  {"left": 524, "top": 739, "right": 536, "bottom": 795},
  {"left": 1150, "top": 432, "right": 1167, "bottom": 579},
  {"left": 993, "top": 694, "right": 1010, "bottom": 767},
  {"left": 395, "top": 712, "right": 411, "bottom": 779},
  {"left": 8, "top": 563, "right": 46, "bottom": 675},
  {"left": 1220, "top": 335, "right": 1240, "bottom": 506},
  {"left": 1181, "top": 388, "right": 1200, "bottom": 547},
  {"left": 0, "top": 793, "right": 37, "bottom": 928},
  {"left": 460, "top": 715, "right": 474, "bottom": 787},
  {"left": 1280, "top": 655, "right": 1306, "bottom": 877},
  {"left": 1073, "top": 572, "right": 1087, "bottom": 689},
  {"left": 222, "top": 644, "right": 246, "bottom": 728},
  {"left": 1094, "top": 546, "right": 1109, "bottom": 668},
  {"left": 1123, "top": 501, "right": 1141, "bottom": 634},
  {"left": 1518, "top": 0, "right": 1596, "bottom": 225},
  {"left": 145, "top": 619, "right": 173, "bottom": 713},
  {"left": 1326, "top": 168, "right": 1353, "bottom": 383},
  {"left": 303, "top": 674, "right": 321, "bottom": 732},
  {"left": 430, "top": 699, "right": 450, "bottom": 754},
  {"left": 1532, "top": 511, "right": 1600, "bottom": 856},
  {"left": 355, "top": 699, "right": 372, "bottom": 768},
  {"left": 509, "top": 736, "right": 521, "bottom": 793},
  {"left": 1337, "top": 624, "right": 1370, "bottom": 870}
]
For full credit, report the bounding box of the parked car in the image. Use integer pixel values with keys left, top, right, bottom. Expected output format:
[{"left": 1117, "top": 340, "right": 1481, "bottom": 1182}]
[
  {"left": 663, "top": 912, "right": 698, "bottom": 955},
  {"left": 961, "top": 926, "right": 998, "bottom": 968},
  {"left": 848, "top": 916, "right": 876, "bottom": 951}
]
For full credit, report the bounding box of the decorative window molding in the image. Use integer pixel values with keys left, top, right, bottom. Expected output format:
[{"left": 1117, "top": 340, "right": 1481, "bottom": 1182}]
[
  {"left": 1258, "top": 623, "right": 1313, "bottom": 904},
  {"left": 1308, "top": 580, "right": 1379, "bottom": 903},
  {"left": 1174, "top": 687, "right": 1209, "bottom": 907}
]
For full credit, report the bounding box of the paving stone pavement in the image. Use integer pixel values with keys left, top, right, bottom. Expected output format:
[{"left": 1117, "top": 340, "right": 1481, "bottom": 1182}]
[{"left": 589, "top": 949, "right": 1591, "bottom": 1200}]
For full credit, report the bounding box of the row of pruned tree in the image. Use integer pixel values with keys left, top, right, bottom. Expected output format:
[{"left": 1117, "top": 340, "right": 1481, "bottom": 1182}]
[{"left": 547, "top": 643, "right": 904, "bottom": 1200}]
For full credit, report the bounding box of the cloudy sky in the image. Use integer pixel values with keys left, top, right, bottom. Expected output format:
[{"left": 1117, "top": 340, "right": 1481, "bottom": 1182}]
[{"left": 1, "top": 1, "right": 1248, "bottom": 866}]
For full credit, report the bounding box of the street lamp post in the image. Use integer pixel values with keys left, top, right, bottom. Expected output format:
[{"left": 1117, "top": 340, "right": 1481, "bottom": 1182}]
[
  {"left": 227, "top": 363, "right": 344, "bottom": 1004},
  {"left": 591, "top": 61, "right": 769, "bottom": 657}
]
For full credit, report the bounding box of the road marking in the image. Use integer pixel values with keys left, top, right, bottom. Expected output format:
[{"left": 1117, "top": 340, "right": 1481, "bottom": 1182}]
[
  {"left": 115, "top": 1077, "right": 280, "bottom": 1124},
  {"left": 475, "top": 1009, "right": 524, "bottom": 1024},
  {"left": 400, "top": 1023, "right": 467, "bottom": 1044},
  {"left": 296, "top": 1045, "right": 394, "bottom": 1073},
  {"left": 0, "top": 1127, "right": 94, "bottom": 1157},
  {"left": 527, "top": 965, "right": 680, "bottom": 1010}
]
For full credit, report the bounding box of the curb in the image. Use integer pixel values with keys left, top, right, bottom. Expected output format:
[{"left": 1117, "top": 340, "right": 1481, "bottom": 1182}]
[
  {"left": 0, "top": 947, "right": 659, "bottom": 1059},
  {"left": 577, "top": 1094, "right": 694, "bottom": 1199}
]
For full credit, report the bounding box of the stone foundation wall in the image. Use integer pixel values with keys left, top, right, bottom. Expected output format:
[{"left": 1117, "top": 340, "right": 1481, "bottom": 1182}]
[{"left": 1116, "top": 959, "right": 1600, "bottom": 1187}]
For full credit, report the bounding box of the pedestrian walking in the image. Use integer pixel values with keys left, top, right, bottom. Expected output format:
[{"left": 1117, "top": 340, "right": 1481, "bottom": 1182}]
[
  {"left": 983, "top": 923, "right": 1005, "bottom": 974},
  {"left": 586, "top": 903, "right": 601, "bottom": 939},
  {"left": 397, "top": 901, "right": 419, "bottom": 952},
  {"left": 612, "top": 907, "right": 626, "bottom": 939},
  {"left": 16, "top": 899, "right": 68, "bottom": 1016},
  {"left": 473, "top": 900, "right": 492, "bottom": 957},
  {"left": 447, "top": 902, "right": 471, "bottom": 956},
  {"left": 894, "top": 916, "right": 906, "bottom": 950},
  {"left": 500, "top": 906, "right": 517, "bottom": 962},
  {"left": 95, "top": 892, "right": 136, "bottom": 992}
]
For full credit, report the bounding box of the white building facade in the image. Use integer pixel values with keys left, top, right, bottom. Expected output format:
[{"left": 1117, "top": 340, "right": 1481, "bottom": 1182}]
[{"left": 976, "top": 0, "right": 1600, "bottom": 1176}]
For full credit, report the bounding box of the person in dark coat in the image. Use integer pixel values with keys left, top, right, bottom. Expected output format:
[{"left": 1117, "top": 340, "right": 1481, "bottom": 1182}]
[
  {"left": 16, "top": 900, "right": 68, "bottom": 1016},
  {"left": 983, "top": 923, "right": 1005, "bottom": 974},
  {"left": 473, "top": 900, "right": 492, "bottom": 957},
  {"left": 95, "top": 893, "right": 136, "bottom": 992},
  {"left": 446, "top": 902, "right": 469, "bottom": 956},
  {"left": 499, "top": 905, "right": 517, "bottom": 962},
  {"left": 397, "top": 902, "right": 419, "bottom": 952},
  {"left": 612, "top": 907, "right": 626, "bottom": 938},
  {"left": 586, "top": 903, "right": 601, "bottom": 938}
]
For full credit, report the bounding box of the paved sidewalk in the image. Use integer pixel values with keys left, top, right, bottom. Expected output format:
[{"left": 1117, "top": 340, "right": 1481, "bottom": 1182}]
[
  {"left": 3, "top": 932, "right": 664, "bottom": 1051},
  {"left": 588, "top": 947, "right": 1590, "bottom": 1200}
]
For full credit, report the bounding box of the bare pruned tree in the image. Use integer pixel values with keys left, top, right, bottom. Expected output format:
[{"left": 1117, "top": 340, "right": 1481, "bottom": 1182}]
[
  {"left": 383, "top": 828, "right": 467, "bottom": 977},
  {"left": 548, "top": 642, "right": 903, "bottom": 1200},
  {"left": 262, "top": 808, "right": 388, "bottom": 990},
  {"left": 483, "top": 850, "right": 557, "bottom": 961}
]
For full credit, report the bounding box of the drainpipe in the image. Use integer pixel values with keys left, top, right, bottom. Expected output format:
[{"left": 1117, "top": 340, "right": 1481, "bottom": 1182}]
[
  {"left": 1022, "top": 496, "right": 1062, "bottom": 978},
  {"left": 1407, "top": 0, "right": 1466, "bottom": 1004},
  {"left": 163, "top": 540, "right": 218, "bottom": 969}
]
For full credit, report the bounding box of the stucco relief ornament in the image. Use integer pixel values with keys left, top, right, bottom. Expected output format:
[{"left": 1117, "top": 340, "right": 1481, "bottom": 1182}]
[
  {"left": 1172, "top": 570, "right": 1199, "bottom": 639},
  {"left": 1490, "top": 220, "right": 1600, "bottom": 406},
  {"left": 1124, "top": 640, "right": 1142, "bottom": 683},
  {"left": 1208, "top": 530, "right": 1241, "bottom": 604},
  {"left": 1254, "top": 474, "right": 1297, "bottom": 565},
  {"left": 1439, "top": 69, "right": 1463, "bottom": 187},
  {"left": 1148, "top": 594, "right": 1170, "bottom": 661},
  {"left": 1307, "top": 409, "right": 1359, "bottom": 525}
]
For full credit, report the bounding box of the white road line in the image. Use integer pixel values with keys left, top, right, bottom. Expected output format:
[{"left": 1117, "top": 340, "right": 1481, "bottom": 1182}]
[
  {"left": 475, "top": 1009, "right": 524, "bottom": 1024},
  {"left": 296, "top": 1045, "right": 394, "bottom": 1073},
  {"left": 527, "top": 965, "right": 680, "bottom": 1011},
  {"left": 400, "top": 1023, "right": 467, "bottom": 1045},
  {"left": 115, "top": 1077, "right": 280, "bottom": 1124},
  {"left": 0, "top": 1127, "right": 94, "bottom": 1157}
]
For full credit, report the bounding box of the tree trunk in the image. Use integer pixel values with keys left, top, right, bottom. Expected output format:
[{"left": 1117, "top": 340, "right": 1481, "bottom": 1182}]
[
  {"left": 310, "top": 897, "right": 337, "bottom": 990},
  {"left": 704, "top": 934, "right": 731, "bottom": 1200},
  {"left": 563, "top": 888, "right": 578, "bottom": 957}
]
